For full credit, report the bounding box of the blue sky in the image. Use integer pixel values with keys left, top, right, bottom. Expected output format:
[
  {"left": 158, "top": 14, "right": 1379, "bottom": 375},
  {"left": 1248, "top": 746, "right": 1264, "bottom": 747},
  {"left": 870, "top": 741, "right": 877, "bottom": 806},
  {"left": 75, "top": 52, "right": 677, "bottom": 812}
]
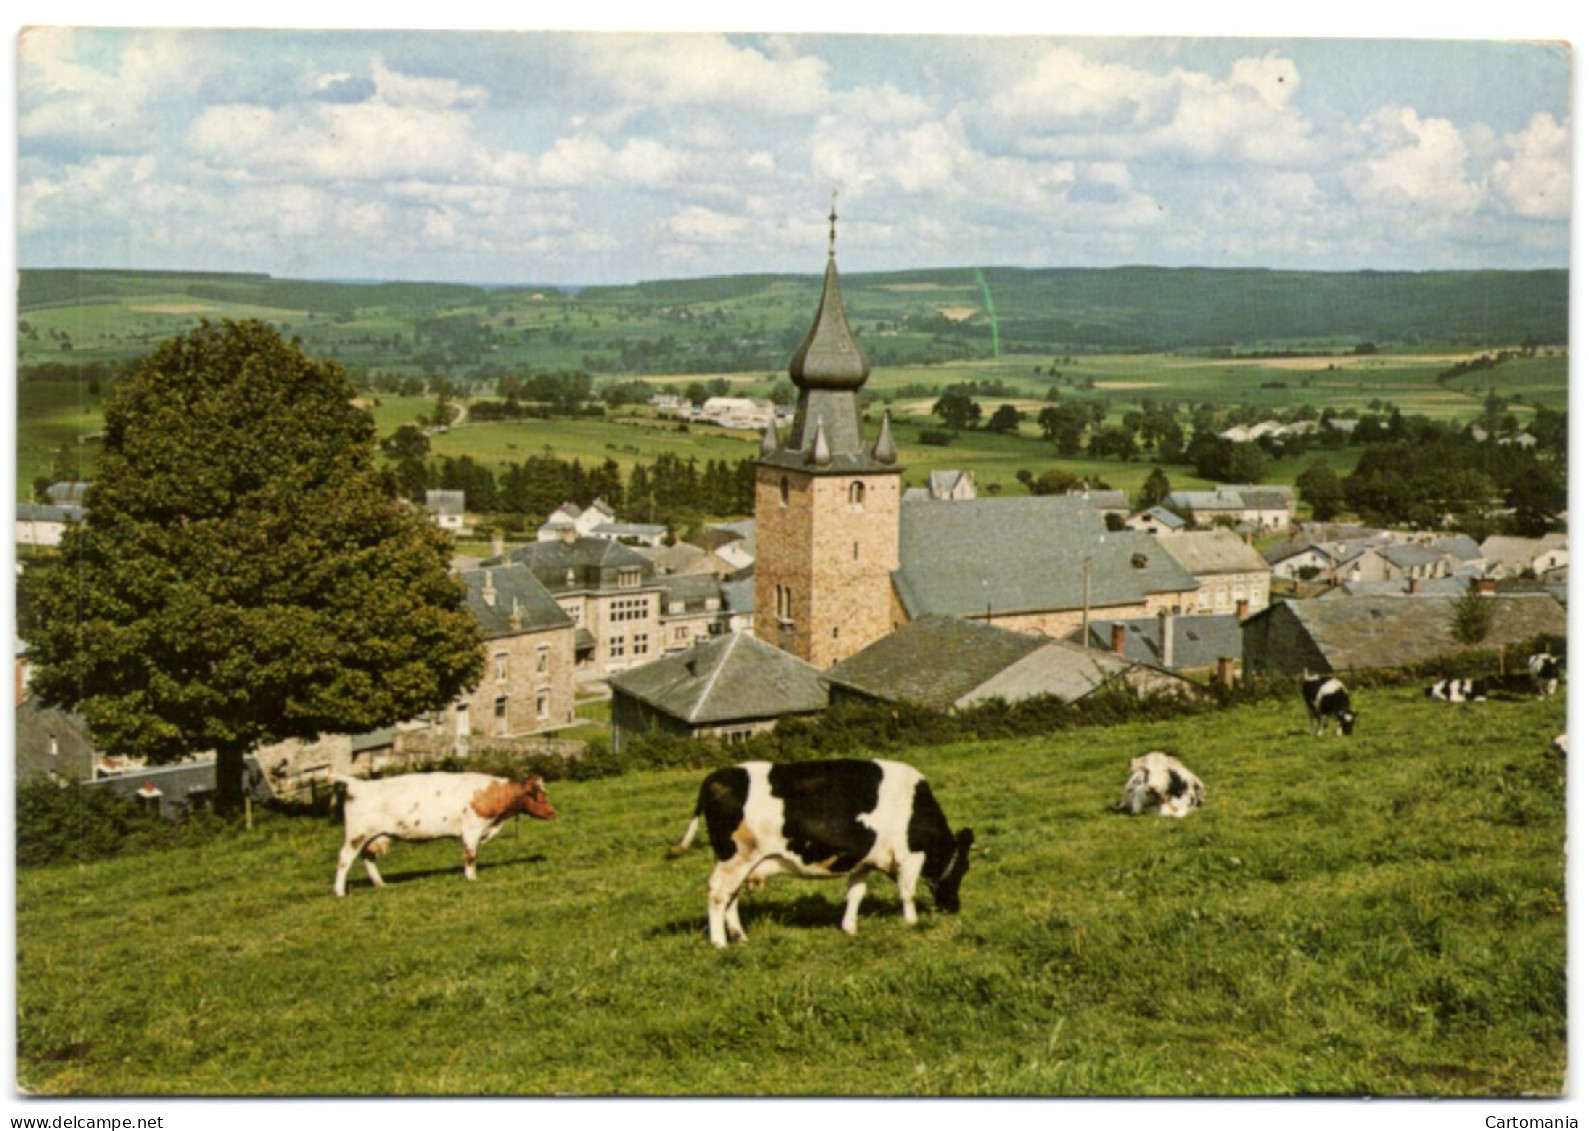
[{"left": 14, "top": 23, "right": 1575, "bottom": 285}]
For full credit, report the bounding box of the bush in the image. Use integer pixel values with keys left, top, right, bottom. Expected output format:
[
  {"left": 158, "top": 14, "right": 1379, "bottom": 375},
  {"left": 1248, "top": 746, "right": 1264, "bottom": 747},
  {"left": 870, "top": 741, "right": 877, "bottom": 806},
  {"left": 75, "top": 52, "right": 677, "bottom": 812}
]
[{"left": 14, "top": 779, "right": 239, "bottom": 866}]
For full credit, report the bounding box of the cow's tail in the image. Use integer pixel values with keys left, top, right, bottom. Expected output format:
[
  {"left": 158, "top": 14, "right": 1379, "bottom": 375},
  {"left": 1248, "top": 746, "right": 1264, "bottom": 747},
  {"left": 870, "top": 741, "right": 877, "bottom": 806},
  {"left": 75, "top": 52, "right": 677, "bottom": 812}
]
[{"left": 668, "top": 814, "right": 700, "bottom": 857}]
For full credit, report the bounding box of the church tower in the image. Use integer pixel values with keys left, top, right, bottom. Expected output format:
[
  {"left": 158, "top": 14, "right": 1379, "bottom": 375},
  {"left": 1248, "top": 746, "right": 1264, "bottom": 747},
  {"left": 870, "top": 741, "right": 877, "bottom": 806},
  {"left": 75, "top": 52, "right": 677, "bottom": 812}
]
[{"left": 754, "top": 203, "right": 902, "bottom": 668}]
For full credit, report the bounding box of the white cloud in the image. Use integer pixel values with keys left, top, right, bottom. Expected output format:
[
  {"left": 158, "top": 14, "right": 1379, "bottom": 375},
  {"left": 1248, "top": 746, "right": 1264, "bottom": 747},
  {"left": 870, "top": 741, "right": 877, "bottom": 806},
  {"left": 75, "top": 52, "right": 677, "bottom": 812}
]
[
  {"left": 665, "top": 205, "right": 748, "bottom": 244},
  {"left": 19, "top": 28, "right": 205, "bottom": 146},
  {"left": 577, "top": 34, "right": 832, "bottom": 117},
  {"left": 1347, "top": 107, "right": 1484, "bottom": 215},
  {"left": 1489, "top": 112, "right": 1570, "bottom": 220},
  {"left": 369, "top": 57, "right": 485, "bottom": 110},
  {"left": 528, "top": 135, "right": 687, "bottom": 189}
]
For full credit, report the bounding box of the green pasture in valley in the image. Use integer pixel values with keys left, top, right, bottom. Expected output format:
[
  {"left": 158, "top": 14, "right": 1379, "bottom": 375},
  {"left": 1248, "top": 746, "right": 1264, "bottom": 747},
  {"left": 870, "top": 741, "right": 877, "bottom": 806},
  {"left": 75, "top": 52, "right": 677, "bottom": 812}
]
[{"left": 16, "top": 687, "right": 1565, "bottom": 1096}]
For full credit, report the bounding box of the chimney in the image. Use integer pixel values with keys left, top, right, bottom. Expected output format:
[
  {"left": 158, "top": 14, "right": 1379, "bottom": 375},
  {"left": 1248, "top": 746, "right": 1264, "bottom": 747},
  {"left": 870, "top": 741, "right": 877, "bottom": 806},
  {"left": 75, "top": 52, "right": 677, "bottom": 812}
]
[
  {"left": 1111, "top": 622, "right": 1126, "bottom": 655},
  {"left": 1407, "top": 577, "right": 1419, "bottom": 595},
  {"left": 1470, "top": 576, "right": 1497, "bottom": 597},
  {"left": 481, "top": 569, "right": 497, "bottom": 608},
  {"left": 1236, "top": 598, "right": 1250, "bottom": 621},
  {"left": 1160, "top": 609, "right": 1175, "bottom": 669},
  {"left": 491, "top": 531, "right": 505, "bottom": 558},
  {"left": 1216, "top": 656, "right": 1236, "bottom": 688},
  {"left": 559, "top": 525, "right": 577, "bottom": 545}
]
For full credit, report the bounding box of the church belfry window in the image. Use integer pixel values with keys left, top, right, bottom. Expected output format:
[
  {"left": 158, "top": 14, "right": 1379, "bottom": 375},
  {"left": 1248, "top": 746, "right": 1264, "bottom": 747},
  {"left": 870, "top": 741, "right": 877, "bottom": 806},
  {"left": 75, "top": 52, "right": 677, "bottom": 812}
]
[
  {"left": 848, "top": 481, "right": 865, "bottom": 508},
  {"left": 780, "top": 477, "right": 791, "bottom": 507}
]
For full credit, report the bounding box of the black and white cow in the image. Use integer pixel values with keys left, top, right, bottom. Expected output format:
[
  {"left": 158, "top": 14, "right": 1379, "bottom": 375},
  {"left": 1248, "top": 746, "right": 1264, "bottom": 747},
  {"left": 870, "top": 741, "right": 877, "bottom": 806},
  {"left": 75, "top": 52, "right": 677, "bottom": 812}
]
[
  {"left": 1302, "top": 676, "right": 1356, "bottom": 737},
  {"left": 1115, "top": 752, "right": 1204, "bottom": 818},
  {"left": 1426, "top": 677, "right": 1487, "bottom": 703},
  {"left": 1528, "top": 653, "right": 1561, "bottom": 699},
  {"left": 669, "top": 759, "right": 974, "bottom": 948}
]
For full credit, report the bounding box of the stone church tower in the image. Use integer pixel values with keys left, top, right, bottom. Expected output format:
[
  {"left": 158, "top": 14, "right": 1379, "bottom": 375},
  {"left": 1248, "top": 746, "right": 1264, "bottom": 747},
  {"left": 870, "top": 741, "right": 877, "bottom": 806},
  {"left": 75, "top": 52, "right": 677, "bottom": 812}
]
[{"left": 754, "top": 206, "right": 902, "bottom": 668}]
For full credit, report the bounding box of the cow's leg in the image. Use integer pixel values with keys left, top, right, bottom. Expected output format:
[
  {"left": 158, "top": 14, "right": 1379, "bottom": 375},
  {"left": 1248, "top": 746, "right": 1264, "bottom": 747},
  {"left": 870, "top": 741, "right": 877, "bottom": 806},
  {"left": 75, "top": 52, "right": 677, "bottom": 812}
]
[
  {"left": 707, "top": 858, "right": 755, "bottom": 948},
  {"left": 334, "top": 839, "right": 363, "bottom": 897},
  {"left": 725, "top": 891, "right": 747, "bottom": 943},
  {"left": 840, "top": 872, "right": 869, "bottom": 935},
  {"left": 463, "top": 842, "right": 479, "bottom": 881},
  {"left": 895, "top": 856, "right": 924, "bottom": 926}
]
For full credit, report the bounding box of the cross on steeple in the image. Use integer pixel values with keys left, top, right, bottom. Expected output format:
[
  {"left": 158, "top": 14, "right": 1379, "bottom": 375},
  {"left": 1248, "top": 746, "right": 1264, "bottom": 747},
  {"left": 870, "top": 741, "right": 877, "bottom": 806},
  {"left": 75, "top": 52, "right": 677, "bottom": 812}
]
[{"left": 828, "top": 190, "right": 838, "bottom": 258}]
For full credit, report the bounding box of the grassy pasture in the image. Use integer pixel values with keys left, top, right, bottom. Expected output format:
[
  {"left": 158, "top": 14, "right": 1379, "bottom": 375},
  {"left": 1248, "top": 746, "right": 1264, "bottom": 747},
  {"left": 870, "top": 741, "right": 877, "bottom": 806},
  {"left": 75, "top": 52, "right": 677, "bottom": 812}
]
[{"left": 15, "top": 687, "right": 1565, "bottom": 1096}]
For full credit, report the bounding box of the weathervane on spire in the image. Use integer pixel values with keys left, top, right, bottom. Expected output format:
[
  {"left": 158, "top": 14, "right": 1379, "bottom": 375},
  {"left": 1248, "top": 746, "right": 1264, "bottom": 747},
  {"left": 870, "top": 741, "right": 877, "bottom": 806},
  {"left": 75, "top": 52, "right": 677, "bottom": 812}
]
[{"left": 828, "top": 189, "right": 838, "bottom": 258}]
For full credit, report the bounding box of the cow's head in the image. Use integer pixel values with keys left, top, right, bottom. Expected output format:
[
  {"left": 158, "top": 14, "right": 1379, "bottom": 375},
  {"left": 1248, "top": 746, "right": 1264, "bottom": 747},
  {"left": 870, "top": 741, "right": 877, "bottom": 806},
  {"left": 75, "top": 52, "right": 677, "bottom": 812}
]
[
  {"left": 515, "top": 777, "right": 558, "bottom": 821},
  {"left": 1338, "top": 710, "right": 1356, "bottom": 736},
  {"left": 926, "top": 828, "right": 975, "bottom": 913}
]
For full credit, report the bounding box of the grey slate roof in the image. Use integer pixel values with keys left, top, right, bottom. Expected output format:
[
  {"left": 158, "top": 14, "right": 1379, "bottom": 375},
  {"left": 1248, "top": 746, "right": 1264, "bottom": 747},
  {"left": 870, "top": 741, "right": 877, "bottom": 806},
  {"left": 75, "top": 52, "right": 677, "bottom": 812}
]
[
  {"left": 1431, "top": 534, "right": 1483, "bottom": 563},
  {"left": 825, "top": 616, "right": 1188, "bottom": 710},
  {"left": 607, "top": 632, "right": 828, "bottom": 724},
  {"left": 16, "top": 504, "right": 84, "bottom": 523},
  {"left": 1156, "top": 530, "right": 1269, "bottom": 576},
  {"left": 1139, "top": 506, "right": 1187, "bottom": 529},
  {"left": 426, "top": 490, "right": 465, "bottom": 516},
  {"left": 1075, "top": 614, "right": 1243, "bottom": 671},
  {"left": 1249, "top": 594, "right": 1566, "bottom": 672},
  {"left": 1375, "top": 542, "right": 1450, "bottom": 570},
  {"left": 1326, "top": 578, "right": 1469, "bottom": 598},
  {"left": 892, "top": 498, "right": 1197, "bottom": 619},
  {"left": 658, "top": 572, "right": 727, "bottom": 611},
  {"left": 487, "top": 535, "right": 656, "bottom": 594},
  {"left": 1062, "top": 489, "right": 1130, "bottom": 512},
  {"left": 45, "top": 482, "right": 90, "bottom": 506},
  {"left": 458, "top": 563, "right": 574, "bottom": 639}
]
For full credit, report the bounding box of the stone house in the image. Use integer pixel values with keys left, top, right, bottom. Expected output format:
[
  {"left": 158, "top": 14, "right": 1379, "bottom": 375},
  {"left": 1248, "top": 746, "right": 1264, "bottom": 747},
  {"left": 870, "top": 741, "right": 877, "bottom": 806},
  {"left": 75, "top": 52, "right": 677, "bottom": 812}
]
[
  {"left": 889, "top": 497, "right": 1200, "bottom": 642},
  {"left": 1124, "top": 506, "right": 1188, "bottom": 536},
  {"left": 1156, "top": 529, "right": 1271, "bottom": 617},
  {"left": 425, "top": 490, "right": 466, "bottom": 532},
  {"left": 16, "top": 504, "right": 84, "bottom": 548},
  {"left": 607, "top": 632, "right": 828, "bottom": 751},
  {"left": 1163, "top": 485, "right": 1296, "bottom": 531},
  {"left": 1241, "top": 593, "right": 1567, "bottom": 678},
  {"left": 1072, "top": 612, "right": 1244, "bottom": 676},
  {"left": 1481, "top": 534, "right": 1568, "bottom": 578}
]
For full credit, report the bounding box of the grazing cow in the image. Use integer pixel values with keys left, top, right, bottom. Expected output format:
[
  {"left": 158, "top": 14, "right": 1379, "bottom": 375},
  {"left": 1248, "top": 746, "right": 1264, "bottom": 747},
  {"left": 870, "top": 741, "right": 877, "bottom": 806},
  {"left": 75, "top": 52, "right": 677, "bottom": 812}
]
[
  {"left": 1426, "top": 677, "right": 1488, "bottom": 703},
  {"left": 1528, "top": 653, "right": 1561, "bottom": 699},
  {"left": 1302, "top": 676, "right": 1356, "bottom": 737},
  {"left": 1115, "top": 752, "right": 1204, "bottom": 818},
  {"left": 670, "top": 759, "right": 974, "bottom": 948},
  {"left": 333, "top": 772, "right": 556, "bottom": 897}
]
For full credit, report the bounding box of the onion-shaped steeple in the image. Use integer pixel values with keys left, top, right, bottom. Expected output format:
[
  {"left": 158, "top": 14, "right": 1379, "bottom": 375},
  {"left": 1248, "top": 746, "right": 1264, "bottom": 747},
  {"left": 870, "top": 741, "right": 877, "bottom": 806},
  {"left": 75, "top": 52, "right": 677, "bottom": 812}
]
[
  {"left": 787, "top": 199, "right": 869, "bottom": 391},
  {"left": 872, "top": 410, "right": 898, "bottom": 465}
]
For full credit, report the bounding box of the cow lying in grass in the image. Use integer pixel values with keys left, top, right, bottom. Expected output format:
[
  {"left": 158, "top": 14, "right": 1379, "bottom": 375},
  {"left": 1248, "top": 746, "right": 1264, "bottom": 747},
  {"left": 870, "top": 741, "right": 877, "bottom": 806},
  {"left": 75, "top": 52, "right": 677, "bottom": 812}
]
[
  {"left": 670, "top": 759, "right": 974, "bottom": 948},
  {"left": 1427, "top": 677, "right": 1487, "bottom": 703},
  {"left": 333, "top": 772, "right": 557, "bottom": 897},
  {"left": 1115, "top": 752, "right": 1205, "bottom": 818}
]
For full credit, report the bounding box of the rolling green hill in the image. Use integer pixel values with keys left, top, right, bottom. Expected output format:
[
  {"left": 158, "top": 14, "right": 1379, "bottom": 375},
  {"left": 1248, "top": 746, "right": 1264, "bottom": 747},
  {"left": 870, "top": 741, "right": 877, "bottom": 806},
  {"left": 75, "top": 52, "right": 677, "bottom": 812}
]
[{"left": 15, "top": 687, "right": 1566, "bottom": 1095}]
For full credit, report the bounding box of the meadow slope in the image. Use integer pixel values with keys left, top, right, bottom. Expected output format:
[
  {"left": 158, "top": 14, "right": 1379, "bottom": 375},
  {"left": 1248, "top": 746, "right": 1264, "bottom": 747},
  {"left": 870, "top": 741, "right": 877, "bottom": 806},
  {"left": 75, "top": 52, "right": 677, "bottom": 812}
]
[{"left": 15, "top": 687, "right": 1566, "bottom": 1096}]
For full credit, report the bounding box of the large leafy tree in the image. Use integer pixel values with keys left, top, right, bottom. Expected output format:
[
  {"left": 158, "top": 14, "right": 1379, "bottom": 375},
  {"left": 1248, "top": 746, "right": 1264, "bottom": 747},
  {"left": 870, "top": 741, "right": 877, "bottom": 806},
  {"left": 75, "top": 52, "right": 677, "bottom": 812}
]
[{"left": 21, "top": 321, "right": 484, "bottom": 814}]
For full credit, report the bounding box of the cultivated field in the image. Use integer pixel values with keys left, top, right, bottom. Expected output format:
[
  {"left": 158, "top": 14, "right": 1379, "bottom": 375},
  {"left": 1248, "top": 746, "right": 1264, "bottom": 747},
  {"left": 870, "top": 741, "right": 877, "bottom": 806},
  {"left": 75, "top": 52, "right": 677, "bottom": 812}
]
[{"left": 15, "top": 687, "right": 1565, "bottom": 1096}]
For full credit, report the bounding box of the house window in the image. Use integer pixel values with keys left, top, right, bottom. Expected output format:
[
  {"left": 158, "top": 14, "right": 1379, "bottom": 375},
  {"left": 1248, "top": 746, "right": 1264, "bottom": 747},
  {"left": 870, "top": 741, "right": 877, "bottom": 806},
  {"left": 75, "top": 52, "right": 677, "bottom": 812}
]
[
  {"left": 536, "top": 691, "right": 550, "bottom": 720},
  {"left": 776, "top": 585, "right": 794, "bottom": 625},
  {"left": 611, "top": 596, "right": 650, "bottom": 623},
  {"left": 634, "top": 634, "right": 650, "bottom": 656},
  {"left": 609, "top": 637, "right": 625, "bottom": 659},
  {"left": 48, "top": 735, "right": 58, "bottom": 759},
  {"left": 618, "top": 568, "right": 642, "bottom": 589},
  {"left": 494, "top": 696, "right": 508, "bottom": 736},
  {"left": 495, "top": 652, "right": 509, "bottom": 681},
  {"left": 675, "top": 626, "right": 691, "bottom": 642},
  {"left": 536, "top": 646, "right": 550, "bottom": 675},
  {"left": 848, "top": 481, "right": 866, "bottom": 508}
]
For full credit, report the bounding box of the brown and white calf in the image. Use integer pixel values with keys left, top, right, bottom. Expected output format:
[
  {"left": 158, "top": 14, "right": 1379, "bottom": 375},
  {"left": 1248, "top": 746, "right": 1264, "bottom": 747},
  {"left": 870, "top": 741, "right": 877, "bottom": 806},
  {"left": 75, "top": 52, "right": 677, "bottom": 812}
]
[
  {"left": 670, "top": 759, "right": 974, "bottom": 948},
  {"left": 1115, "top": 752, "right": 1205, "bottom": 818},
  {"left": 333, "top": 772, "right": 556, "bottom": 896}
]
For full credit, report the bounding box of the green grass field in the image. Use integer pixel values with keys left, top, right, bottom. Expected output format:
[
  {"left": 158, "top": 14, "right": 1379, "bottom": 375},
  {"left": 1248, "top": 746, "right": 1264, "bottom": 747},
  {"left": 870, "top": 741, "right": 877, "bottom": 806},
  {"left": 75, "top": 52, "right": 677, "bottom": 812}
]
[{"left": 16, "top": 686, "right": 1565, "bottom": 1096}]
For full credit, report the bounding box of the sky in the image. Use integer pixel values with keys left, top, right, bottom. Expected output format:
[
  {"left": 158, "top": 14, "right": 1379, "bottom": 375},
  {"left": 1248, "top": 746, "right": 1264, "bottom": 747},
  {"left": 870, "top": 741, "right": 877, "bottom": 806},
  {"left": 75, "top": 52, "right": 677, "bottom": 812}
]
[{"left": 13, "top": 21, "right": 1575, "bottom": 286}]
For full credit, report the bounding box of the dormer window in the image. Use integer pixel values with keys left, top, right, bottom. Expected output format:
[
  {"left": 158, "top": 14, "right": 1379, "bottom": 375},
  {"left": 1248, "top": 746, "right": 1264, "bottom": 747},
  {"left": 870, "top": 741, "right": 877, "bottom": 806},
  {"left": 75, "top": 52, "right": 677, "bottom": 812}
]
[{"left": 618, "top": 567, "right": 641, "bottom": 588}]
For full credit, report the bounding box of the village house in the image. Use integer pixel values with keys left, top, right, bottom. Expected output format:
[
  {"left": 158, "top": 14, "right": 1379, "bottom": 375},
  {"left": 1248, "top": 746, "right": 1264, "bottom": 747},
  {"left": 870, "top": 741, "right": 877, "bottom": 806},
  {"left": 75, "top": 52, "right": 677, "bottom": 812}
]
[
  {"left": 1163, "top": 484, "right": 1296, "bottom": 531},
  {"left": 1336, "top": 541, "right": 1454, "bottom": 585},
  {"left": 425, "top": 489, "right": 466, "bottom": 532},
  {"left": 903, "top": 469, "right": 978, "bottom": 502},
  {"left": 1155, "top": 529, "right": 1271, "bottom": 617},
  {"left": 890, "top": 497, "right": 1201, "bottom": 642},
  {"left": 1124, "top": 506, "right": 1188, "bottom": 536},
  {"left": 825, "top": 615, "right": 1194, "bottom": 711},
  {"left": 15, "top": 503, "right": 84, "bottom": 548},
  {"left": 607, "top": 631, "right": 828, "bottom": 751},
  {"left": 1480, "top": 533, "right": 1568, "bottom": 578},
  {"left": 488, "top": 530, "right": 736, "bottom": 679},
  {"left": 1241, "top": 592, "right": 1567, "bottom": 678}
]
